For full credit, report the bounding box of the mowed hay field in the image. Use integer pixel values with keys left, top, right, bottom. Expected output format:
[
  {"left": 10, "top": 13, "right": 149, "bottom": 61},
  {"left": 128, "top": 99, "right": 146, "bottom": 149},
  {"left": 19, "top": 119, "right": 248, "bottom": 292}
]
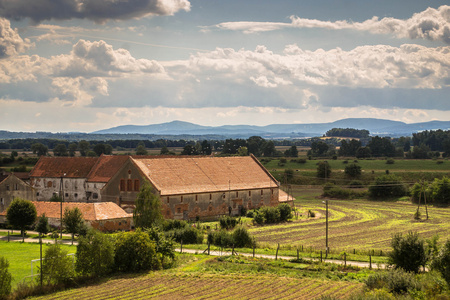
[
  {"left": 31, "top": 256, "right": 363, "bottom": 300},
  {"left": 249, "top": 187, "right": 450, "bottom": 253}
]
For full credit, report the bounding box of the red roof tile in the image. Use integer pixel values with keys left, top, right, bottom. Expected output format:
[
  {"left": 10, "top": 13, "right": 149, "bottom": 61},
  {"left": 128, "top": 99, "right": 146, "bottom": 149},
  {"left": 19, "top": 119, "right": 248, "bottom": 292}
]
[
  {"left": 30, "top": 157, "right": 99, "bottom": 178},
  {"left": 87, "top": 155, "right": 129, "bottom": 182}
]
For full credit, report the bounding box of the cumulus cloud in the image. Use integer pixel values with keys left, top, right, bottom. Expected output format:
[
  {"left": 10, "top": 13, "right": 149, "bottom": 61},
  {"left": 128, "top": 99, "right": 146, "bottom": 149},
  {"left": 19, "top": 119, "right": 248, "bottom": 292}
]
[
  {"left": 0, "top": 0, "right": 191, "bottom": 24},
  {"left": 209, "top": 5, "right": 450, "bottom": 44},
  {"left": 0, "top": 18, "right": 33, "bottom": 58}
]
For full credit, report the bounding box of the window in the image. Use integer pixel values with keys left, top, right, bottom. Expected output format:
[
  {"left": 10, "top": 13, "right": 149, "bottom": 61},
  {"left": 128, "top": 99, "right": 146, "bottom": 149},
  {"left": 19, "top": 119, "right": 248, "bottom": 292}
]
[
  {"left": 14, "top": 184, "right": 19, "bottom": 190},
  {"left": 74, "top": 193, "right": 78, "bottom": 198},
  {"left": 0, "top": 198, "right": 3, "bottom": 205},
  {"left": 180, "top": 196, "right": 183, "bottom": 203},
  {"left": 271, "top": 189, "right": 274, "bottom": 195},
  {"left": 134, "top": 180, "right": 140, "bottom": 191},
  {"left": 120, "top": 179, "right": 126, "bottom": 191},
  {"left": 65, "top": 193, "right": 69, "bottom": 198},
  {"left": 261, "top": 190, "right": 263, "bottom": 195},
  {"left": 6, "top": 185, "right": 10, "bottom": 191},
  {"left": 167, "top": 197, "right": 169, "bottom": 203},
  {"left": 127, "top": 179, "right": 132, "bottom": 191},
  {"left": 249, "top": 191, "right": 252, "bottom": 196},
  {"left": 209, "top": 194, "right": 212, "bottom": 200},
  {"left": 195, "top": 195, "right": 198, "bottom": 202},
  {"left": 93, "top": 193, "right": 98, "bottom": 199},
  {"left": 236, "top": 191, "right": 238, "bottom": 197},
  {"left": 177, "top": 207, "right": 181, "bottom": 213}
]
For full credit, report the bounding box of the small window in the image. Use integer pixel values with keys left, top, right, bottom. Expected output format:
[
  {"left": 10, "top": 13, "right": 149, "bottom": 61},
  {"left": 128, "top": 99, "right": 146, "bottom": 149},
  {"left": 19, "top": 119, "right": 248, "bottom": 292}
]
[
  {"left": 249, "top": 191, "right": 251, "bottom": 196},
  {"left": 271, "top": 189, "right": 274, "bottom": 195},
  {"left": 167, "top": 197, "right": 170, "bottom": 203},
  {"left": 127, "top": 179, "right": 132, "bottom": 191},
  {"left": 236, "top": 191, "right": 238, "bottom": 197},
  {"left": 128, "top": 169, "right": 132, "bottom": 175},
  {"left": 74, "top": 193, "right": 78, "bottom": 198},
  {"left": 0, "top": 198, "right": 4, "bottom": 205},
  {"left": 261, "top": 190, "right": 263, "bottom": 195},
  {"left": 6, "top": 185, "right": 10, "bottom": 191},
  {"left": 222, "top": 194, "right": 225, "bottom": 199},
  {"left": 209, "top": 194, "right": 212, "bottom": 200},
  {"left": 195, "top": 195, "right": 198, "bottom": 202},
  {"left": 177, "top": 207, "right": 181, "bottom": 213},
  {"left": 134, "top": 179, "right": 140, "bottom": 191},
  {"left": 181, "top": 196, "right": 183, "bottom": 203},
  {"left": 65, "top": 193, "right": 69, "bottom": 197},
  {"left": 15, "top": 184, "right": 19, "bottom": 190},
  {"left": 120, "top": 179, "right": 126, "bottom": 191},
  {"left": 93, "top": 193, "right": 98, "bottom": 199},
  {"left": 36, "top": 192, "right": 40, "bottom": 197}
]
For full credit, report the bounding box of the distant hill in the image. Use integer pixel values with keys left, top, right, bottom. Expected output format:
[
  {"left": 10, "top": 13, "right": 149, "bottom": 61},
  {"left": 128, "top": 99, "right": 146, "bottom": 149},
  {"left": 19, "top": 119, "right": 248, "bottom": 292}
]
[
  {"left": 92, "top": 118, "right": 450, "bottom": 138},
  {"left": 1, "top": 118, "right": 449, "bottom": 141}
]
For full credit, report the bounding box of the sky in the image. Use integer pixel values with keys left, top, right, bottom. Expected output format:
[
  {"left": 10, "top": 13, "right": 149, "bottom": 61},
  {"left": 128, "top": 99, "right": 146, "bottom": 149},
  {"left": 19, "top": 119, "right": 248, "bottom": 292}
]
[{"left": 0, "top": 0, "right": 449, "bottom": 133}]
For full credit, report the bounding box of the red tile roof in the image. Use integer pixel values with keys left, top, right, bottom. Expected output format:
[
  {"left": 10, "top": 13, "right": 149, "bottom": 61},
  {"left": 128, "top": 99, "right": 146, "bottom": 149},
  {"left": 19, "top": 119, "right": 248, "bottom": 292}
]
[
  {"left": 132, "top": 155, "right": 279, "bottom": 196},
  {"left": 30, "top": 201, "right": 131, "bottom": 221},
  {"left": 87, "top": 155, "right": 129, "bottom": 182},
  {"left": 30, "top": 157, "right": 99, "bottom": 178}
]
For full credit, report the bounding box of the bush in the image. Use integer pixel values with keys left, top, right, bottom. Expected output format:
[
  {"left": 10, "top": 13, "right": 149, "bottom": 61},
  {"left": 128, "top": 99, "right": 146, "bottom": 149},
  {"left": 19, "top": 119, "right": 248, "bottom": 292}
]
[
  {"left": 253, "top": 211, "right": 265, "bottom": 225},
  {"left": 40, "top": 244, "right": 75, "bottom": 285},
  {"left": 278, "top": 203, "right": 292, "bottom": 222},
  {"left": 166, "top": 226, "right": 203, "bottom": 244},
  {"left": 0, "top": 256, "right": 12, "bottom": 298},
  {"left": 145, "top": 227, "right": 176, "bottom": 269},
  {"left": 114, "top": 229, "right": 160, "bottom": 272},
  {"left": 207, "top": 230, "right": 234, "bottom": 248},
  {"left": 389, "top": 232, "right": 427, "bottom": 273},
  {"left": 259, "top": 206, "right": 280, "bottom": 224},
  {"left": 344, "top": 163, "right": 361, "bottom": 177},
  {"left": 35, "top": 213, "right": 50, "bottom": 235},
  {"left": 162, "top": 219, "right": 188, "bottom": 231},
  {"left": 431, "top": 239, "right": 450, "bottom": 286},
  {"left": 76, "top": 229, "right": 115, "bottom": 277},
  {"left": 386, "top": 158, "right": 395, "bottom": 164},
  {"left": 369, "top": 174, "right": 406, "bottom": 199},
  {"left": 232, "top": 227, "right": 253, "bottom": 248},
  {"left": 317, "top": 161, "right": 331, "bottom": 179},
  {"left": 219, "top": 216, "right": 238, "bottom": 230},
  {"left": 365, "top": 268, "right": 421, "bottom": 295},
  {"left": 246, "top": 210, "right": 255, "bottom": 218}
]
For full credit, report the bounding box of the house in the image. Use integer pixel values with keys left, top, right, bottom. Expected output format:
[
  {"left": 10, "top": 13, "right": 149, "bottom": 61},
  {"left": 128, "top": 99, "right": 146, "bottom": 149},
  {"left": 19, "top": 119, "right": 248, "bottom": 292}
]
[
  {"left": 29, "top": 155, "right": 129, "bottom": 202},
  {"left": 29, "top": 154, "right": 288, "bottom": 220},
  {"left": 0, "top": 172, "right": 36, "bottom": 213},
  {"left": 128, "top": 155, "right": 281, "bottom": 220},
  {"left": 31, "top": 201, "right": 132, "bottom": 232}
]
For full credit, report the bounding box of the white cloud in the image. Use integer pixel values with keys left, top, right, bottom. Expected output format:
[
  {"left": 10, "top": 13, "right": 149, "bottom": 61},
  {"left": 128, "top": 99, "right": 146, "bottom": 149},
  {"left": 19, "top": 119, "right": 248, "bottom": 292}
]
[
  {"left": 0, "top": 18, "right": 33, "bottom": 58},
  {"left": 209, "top": 5, "right": 450, "bottom": 44}
]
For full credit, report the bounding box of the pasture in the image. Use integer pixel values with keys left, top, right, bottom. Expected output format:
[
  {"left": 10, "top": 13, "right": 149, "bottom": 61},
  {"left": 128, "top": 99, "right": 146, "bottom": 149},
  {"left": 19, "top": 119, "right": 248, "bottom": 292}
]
[{"left": 249, "top": 187, "right": 450, "bottom": 255}]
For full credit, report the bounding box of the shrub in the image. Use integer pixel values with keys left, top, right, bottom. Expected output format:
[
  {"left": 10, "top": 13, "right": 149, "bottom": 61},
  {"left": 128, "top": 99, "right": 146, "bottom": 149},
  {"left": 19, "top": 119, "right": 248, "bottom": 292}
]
[
  {"left": 162, "top": 219, "right": 188, "bottom": 231},
  {"left": 0, "top": 256, "right": 12, "bottom": 298},
  {"left": 219, "top": 216, "right": 238, "bottom": 230},
  {"left": 386, "top": 158, "right": 395, "bottom": 164},
  {"left": 166, "top": 226, "right": 202, "bottom": 244},
  {"left": 246, "top": 210, "right": 255, "bottom": 218},
  {"left": 114, "top": 229, "right": 160, "bottom": 272},
  {"left": 431, "top": 239, "right": 450, "bottom": 286},
  {"left": 232, "top": 227, "right": 253, "bottom": 248},
  {"left": 35, "top": 213, "right": 50, "bottom": 235},
  {"left": 145, "top": 227, "right": 176, "bottom": 269},
  {"left": 369, "top": 174, "right": 406, "bottom": 199},
  {"left": 389, "top": 232, "right": 427, "bottom": 273},
  {"left": 40, "top": 244, "right": 75, "bottom": 285},
  {"left": 344, "top": 163, "right": 361, "bottom": 177},
  {"left": 430, "top": 176, "right": 450, "bottom": 205},
  {"left": 259, "top": 206, "right": 280, "bottom": 224},
  {"left": 6, "top": 198, "right": 37, "bottom": 235},
  {"left": 253, "top": 211, "right": 265, "bottom": 225},
  {"left": 317, "top": 161, "right": 331, "bottom": 179},
  {"left": 278, "top": 203, "right": 292, "bottom": 222},
  {"left": 308, "top": 210, "right": 315, "bottom": 218},
  {"left": 208, "top": 230, "right": 234, "bottom": 248},
  {"left": 365, "top": 268, "right": 421, "bottom": 295},
  {"left": 76, "top": 229, "right": 115, "bottom": 277}
]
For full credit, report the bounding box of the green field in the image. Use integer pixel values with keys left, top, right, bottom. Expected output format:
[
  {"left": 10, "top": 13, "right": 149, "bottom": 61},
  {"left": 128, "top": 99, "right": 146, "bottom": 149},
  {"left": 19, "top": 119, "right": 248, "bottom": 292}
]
[{"left": 0, "top": 241, "right": 76, "bottom": 288}]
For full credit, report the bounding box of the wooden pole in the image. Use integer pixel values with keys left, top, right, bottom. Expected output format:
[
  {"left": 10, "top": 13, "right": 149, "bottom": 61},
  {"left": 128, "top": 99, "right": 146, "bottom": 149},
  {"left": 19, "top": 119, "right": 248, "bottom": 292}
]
[
  {"left": 275, "top": 243, "right": 279, "bottom": 260},
  {"left": 40, "top": 233, "right": 43, "bottom": 288}
]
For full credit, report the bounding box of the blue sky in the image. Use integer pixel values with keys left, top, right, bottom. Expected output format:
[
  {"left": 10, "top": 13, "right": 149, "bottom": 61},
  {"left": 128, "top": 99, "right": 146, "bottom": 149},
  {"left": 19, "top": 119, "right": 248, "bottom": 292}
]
[{"left": 0, "top": 0, "right": 449, "bottom": 132}]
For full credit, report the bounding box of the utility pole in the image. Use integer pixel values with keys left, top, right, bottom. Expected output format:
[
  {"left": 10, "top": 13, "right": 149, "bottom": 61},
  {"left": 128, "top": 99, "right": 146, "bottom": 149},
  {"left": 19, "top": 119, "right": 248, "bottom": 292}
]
[{"left": 60, "top": 173, "right": 66, "bottom": 239}]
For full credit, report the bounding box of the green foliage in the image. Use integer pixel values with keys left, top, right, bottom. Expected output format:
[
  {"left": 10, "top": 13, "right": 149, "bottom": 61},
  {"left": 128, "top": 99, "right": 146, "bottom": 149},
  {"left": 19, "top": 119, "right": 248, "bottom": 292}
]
[
  {"left": 133, "top": 182, "right": 163, "bottom": 228},
  {"left": 31, "top": 142, "right": 48, "bottom": 157},
  {"left": 75, "top": 229, "right": 115, "bottom": 277},
  {"left": 252, "top": 204, "right": 292, "bottom": 225},
  {"left": 219, "top": 216, "right": 238, "bottom": 230},
  {"left": 232, "top": 226, "right": 253, "bottom": 248},
  {"left": 135, "top": 144, "right": 148, "bottom": 155},
  {"left": 40, "top": 244, "right": 75, "bottom": 285},
  {"left": 166, "top": 226, "right": 203, "bottom": 244},
  {"left": 208, "top": 227, "right": 253, "bottom": 248},
  {"left": 114, "top": 229, "right": 160, "bottom": 272},
  {"left": 284, "top": 145, "right": 298, "bottom": 157},
  {"left": 323, "top": 183, "right": 366, "bottom": 199},
  {"left": 430, "top": 176, "right": 450, "bottom": 205},
  {"left": 277, "top": 203, "right": 293, "bottom": 222},
  {"left": 386, "top": 158, "right": 395, "bottom": 164},
  {"left": 0, "top": 256, "right": 12, "bottom": 298},
  {"left": 389, "top": 232, "right": 427, "bottom": 273},
  {"left": 369, "top": 174, "right": 406, "bottom": 199},
  {"left": 92, "top": 143, "right": 113, "bottom": 156},
  {"left": 316, "top": 161, "right": 331, "bottom": 178},
  {"left": 35, "top": 213, "right": 50, "bottom": 235},
  {"left": 6, "top": 198, "right": 37, "bottom": 235},
  {"left": 62, "top": 207, "right": 84, "bottom": 244},
  {"left": 145, "top": 227, "right": 176, "bottom": 268},
  {"left": 365, "top": 268, "right": 421, "bottom": 295},
  {"left": 53, "top": 143, "right": 68, "bottom": 157},
  {"left": 283, "top": 168, "right": 294, "bottom": 182},
  {"left": 431, "top": 239, "right": 450, "bottom": 286},
  {"left": 344, "top": 163, "right": 362, "bottom": 177},
  {"left": 326, "top": 128, "right": 369, "bottom": 138},
  {"left": 162, "top": 219, "right": 188, "bottom": 231}
]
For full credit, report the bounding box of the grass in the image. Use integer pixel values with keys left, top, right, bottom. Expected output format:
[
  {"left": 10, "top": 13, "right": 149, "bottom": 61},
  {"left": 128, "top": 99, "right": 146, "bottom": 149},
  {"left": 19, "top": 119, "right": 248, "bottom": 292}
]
[
  {"left": 29, "top": 253, "right": 365, "bottom": 300},
  {"left": 0, "top": 241, "right": 76, "bottom": 288}
]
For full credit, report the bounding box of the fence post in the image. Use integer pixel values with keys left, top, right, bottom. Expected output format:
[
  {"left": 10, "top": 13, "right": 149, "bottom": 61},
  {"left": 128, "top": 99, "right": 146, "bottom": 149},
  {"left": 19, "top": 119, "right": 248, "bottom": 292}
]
[
  {"left": 369, "top": 255, "right": 372, "bottom": 269},
  {"left": 180, "top": 239, "right": 183, "bottom": 253},
  {"left": 275, "top": 243, "right": 279, "bottom": 260},
  {"left": 208, "top": 241, "right": 210, "bottom": 255},
  {"left": 232, "top": 244, "right": 235, "bottom": 256},
  {"left": 7, "top": 231, "right": 9, "bottom": 242},
  {"left": 253, "top": 244, "right": 255, "bottom": 258},
  {"left": 344, "top": 252, "right": 346, "bottom": 267},
  {"left": 320, "top": 251, "right": 322, "bottom": 263},
  {"left": 297, "top": 248, "right": 299, "bottom": 260}
]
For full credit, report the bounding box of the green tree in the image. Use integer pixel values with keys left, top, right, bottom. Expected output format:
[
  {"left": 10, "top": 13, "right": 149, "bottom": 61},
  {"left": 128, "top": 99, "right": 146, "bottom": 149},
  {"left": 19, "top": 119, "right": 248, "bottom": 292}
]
[
  {"left": 6, "top": 198, "right": 37, "bottom": 236},
  {"left": 431, "top": 239, "right": 450, "bottom": 286},
  {"left": 0, "top": 256, "right": 12, "bottom": 298},
  {"left": 181, "top": 144, "right": 197, "bottom": 155},
  {"left": 53, "top": 143, "right": 68, "bottom": 156},
  {"left": 316, "top": 161, "right": 331, "bottom": 179},
  {"left": 133, "top": 182, "right": 163, "bottom": 228},
  {"left": 355, "top": 146, "right": 371, "bottom": 158},
  {"left": 145, "top": 227, "right": 176, "bottom": 268},
  {"left": 344, "top": 163, "right": 361, "bottom": 177},
  {"left": 62, "top": 207, "right": 84, "bottom": 245},
  {"left": 237, "top": 146, "right": 248, "bottom": 156},
  {"left": 369, "top": 174, "right": 406, "bottom": 199},
  {"left": 262, "top": 140, "right": 276, "bottom": 157},
  {"left": 200, "top": 140, "right": 212, "bottom": 155},
  {"left": 68, "top": 143, "right": 78, "bottom": 157},
  {"left": 93, "top": 143, "right": 113, "bottom": 156},
  {"left": 389, "top": 232, "right": 427, "bottom": 273},
  {"left": 35, "top": 213, "right": 50, "bottom": 235},
  {"left": 114, "top": 229, "right": 160, "bottom": 272},
  {"left": 160, "top": 146, "right": 170, "bottom": 155},
  {"left": 76, "top": 229, "right": 115, "bottom": 277},
  {"left": 40, "top": 244, "right": 74, "bottom": 285},
  {"left": 284, "top": 145, "right": 298, "bottom": 157},
  {"left": 135, "top": 144, "right": 148, "bottom": 155},
  {"left": 78, "top": 140, "right": 90, "bottom": 156},
  {"left": 30, "top": 142, "right": 47, "bottom": 156},
  {"left": 310, "top": 140, "right": 329, "bottom": 157},
  {"left": 430, "top": 176, "right": 450, "bottom": 205}
]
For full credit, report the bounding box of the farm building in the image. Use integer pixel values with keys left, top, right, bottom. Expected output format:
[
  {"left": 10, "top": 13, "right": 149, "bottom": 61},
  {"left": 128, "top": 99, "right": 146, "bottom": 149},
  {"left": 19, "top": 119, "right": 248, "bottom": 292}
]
[
  {"left": 0, "top": 172, "right": 36, "bottom": 213},
  {"left": 28, "top": 154, "right": 288, "bottom": 220},
  {"left": 31, "top": 201, "right": 132, "bottom": 232}
]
